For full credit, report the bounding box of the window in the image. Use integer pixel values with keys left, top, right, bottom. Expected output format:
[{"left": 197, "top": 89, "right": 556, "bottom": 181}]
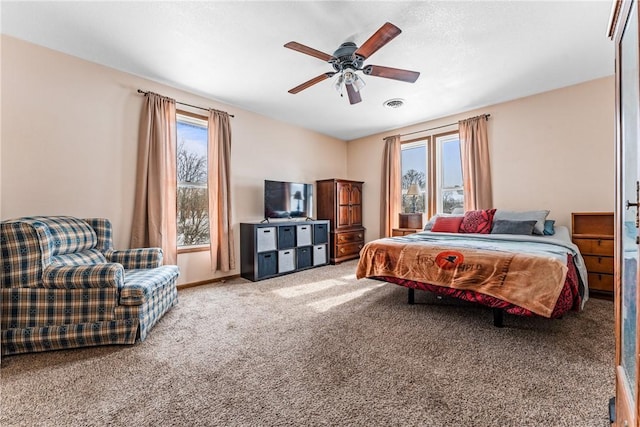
[
  {"left": 400, "top": 131, "right": 464, "bottom": 216},
  {"left": 176, "top": 112, "right": 210, "bottom": 248},
  {"left": 400, "top": 142, "right": 427, "bottom": 214},
  {"left": 435, "top": 133, "right": 464, "bottom": 213}
]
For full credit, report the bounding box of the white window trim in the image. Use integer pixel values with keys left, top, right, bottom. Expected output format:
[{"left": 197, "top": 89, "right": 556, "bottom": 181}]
[
  {"left": 176, "top": 112, "right": 210, "bottom": 249},
  {"left": 400, "top": 140, "right": 428, "bottom": 215},
  {"left": 435, "top": 133, "right": 463, "bottom": 213},
  {"left": 177, "top": 113, "right": 207, "bottom": 128}
]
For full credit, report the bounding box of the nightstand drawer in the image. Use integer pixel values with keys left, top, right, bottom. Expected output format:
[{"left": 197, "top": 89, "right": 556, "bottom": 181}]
[
  {"left": 336, "top": 230, "right": 365, "bottom": 244},
  {"left": 392, "top": 228, "right": 422, "bottom": 236},
  {"left": 583, "top": 255, "right": 614, "bottom": 274},
  {"left": 588, "top": 272, "right": 614, "bottom": 293},
  {"left": 573, "top": 238, "right": 614, "bottom": 256}
]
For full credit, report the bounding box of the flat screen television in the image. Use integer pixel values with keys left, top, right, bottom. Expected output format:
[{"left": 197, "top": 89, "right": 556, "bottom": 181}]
[{"left": 264, "top": 180, "right": 313, "bottom": 220}]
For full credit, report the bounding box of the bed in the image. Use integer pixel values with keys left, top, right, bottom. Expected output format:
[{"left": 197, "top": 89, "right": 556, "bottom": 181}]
[{"left": 356, "top": 216, "right": 588, "bottom": 327}]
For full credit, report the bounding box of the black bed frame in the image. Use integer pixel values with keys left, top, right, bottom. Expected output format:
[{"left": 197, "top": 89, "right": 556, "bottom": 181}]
[{"left": 407, "top": 288, "right": 504, "bottom": 327}]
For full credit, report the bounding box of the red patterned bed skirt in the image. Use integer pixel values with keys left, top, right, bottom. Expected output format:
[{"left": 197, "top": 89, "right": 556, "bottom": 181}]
[{"left": 374, "top": 254, "right": 582, "bottom": 318}]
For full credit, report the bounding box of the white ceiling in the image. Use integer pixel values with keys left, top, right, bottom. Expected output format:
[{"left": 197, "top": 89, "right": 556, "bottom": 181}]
[{"left": 1, "top": 1, "right": 614, "bottom": 141}]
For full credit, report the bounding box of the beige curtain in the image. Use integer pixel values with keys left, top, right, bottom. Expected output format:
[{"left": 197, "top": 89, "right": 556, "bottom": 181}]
[
  {"left": 381, "top": 135, "right": 402, "bottom": 237},
  {"left": 459, "top": 115, "right": 493, "bottom": 210},
  {"left": 207, "top": 110, "right": 235, "bottom": 272},
  {"left": 131, "top": 92, "right": 177, "bottom": 265}
]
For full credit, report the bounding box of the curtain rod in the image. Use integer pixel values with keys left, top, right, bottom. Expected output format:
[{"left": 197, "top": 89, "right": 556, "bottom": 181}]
[
  {"left": 384, "top": 113, "right": 490, "bottom": 140},
  {"left": 136, "top": 89, "right": 235, "bottom": 118}
]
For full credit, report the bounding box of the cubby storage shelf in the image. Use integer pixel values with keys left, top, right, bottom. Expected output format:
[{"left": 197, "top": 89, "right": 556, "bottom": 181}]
[{"left": 240, "top": 220, "right": 330, "bottom": 282}]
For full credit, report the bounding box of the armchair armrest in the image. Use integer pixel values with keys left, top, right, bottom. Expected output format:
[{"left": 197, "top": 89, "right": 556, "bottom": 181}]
[
  {"left": 106, "top": 248, "right": 163, "bottom": 269},
  {"left": 42, "top": 264, "right": 124, "bottom": 289}
]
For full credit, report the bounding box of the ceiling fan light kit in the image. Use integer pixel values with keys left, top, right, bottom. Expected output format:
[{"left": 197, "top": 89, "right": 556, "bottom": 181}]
[{"left": 285, "top": 22, "right": 420, "bottom": 105}]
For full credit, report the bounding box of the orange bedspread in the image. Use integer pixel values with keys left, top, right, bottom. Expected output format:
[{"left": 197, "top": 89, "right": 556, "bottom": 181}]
[{"left": 356, "top": 239, "right": 568, "bottom": 318}]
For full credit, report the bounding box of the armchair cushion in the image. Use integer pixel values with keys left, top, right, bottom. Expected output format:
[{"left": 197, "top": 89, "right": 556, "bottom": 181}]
[
  {"left": 120, "top": 265, "right": 179, "bottom": 305},
  {"left": 51, "top": 249, "right": 107, "bottom": 266},
  {"left": 83, "top": 218, "right": 114, "bottom": 253},
  {"left": 35, "top": 216, "right": 98, "bottom": 255},
  {"left": 42, "top": 264, "right": 124, "bottom": 289}
]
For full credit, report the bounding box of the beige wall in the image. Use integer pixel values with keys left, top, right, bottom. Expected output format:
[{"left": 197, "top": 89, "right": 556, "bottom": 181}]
[
  {"left": 0, "top": 34, "right": 615, "bottom": 283},
  {"left": 1, "top": 35, "right": 347, "bottom": 285},
  {"left": 347, "top": 76, "right": 615, "bottom": 241}
]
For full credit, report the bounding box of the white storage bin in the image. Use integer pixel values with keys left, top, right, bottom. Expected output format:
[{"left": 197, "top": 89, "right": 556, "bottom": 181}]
[
  {"left": 296, "top": 224, "right": 312, "bottom": 246},
  {"left": 256, "top": 227, "right": 277, "bottom": 252},
  {"left": 313, "top": 244, "right": 327, "bottom": 266},
  {"left": 278, "top": 249, "right": 296, "bottom": 273}
]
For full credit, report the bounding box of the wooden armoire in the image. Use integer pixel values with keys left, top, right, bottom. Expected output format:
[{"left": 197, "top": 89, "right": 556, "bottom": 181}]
[{"left": 316, "top": 179, "right": 365, "bottom": 264}]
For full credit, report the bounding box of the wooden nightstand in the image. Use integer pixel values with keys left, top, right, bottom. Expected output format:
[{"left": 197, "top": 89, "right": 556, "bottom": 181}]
[
  {"left": 571, "top": 212, "right": 614, "bottom": 297},
  {"left": 399, "top": 213, "right": 423, "bottom": 229},
  {"left": 392, "top": 228, "right": 422, "bottom": 237}
]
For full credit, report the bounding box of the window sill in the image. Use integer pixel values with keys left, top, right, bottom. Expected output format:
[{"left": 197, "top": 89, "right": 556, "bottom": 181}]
[{"left": 178, "top": 245, "right": 210, "bottom": 254}]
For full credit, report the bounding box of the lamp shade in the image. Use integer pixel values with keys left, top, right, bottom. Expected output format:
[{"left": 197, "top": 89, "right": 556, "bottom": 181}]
[
  {"left": 407, "top": 184, "right": 420, "bottom": 196},
  {"left": 293, "top": 191, "right": 303, "bottom": 200}
]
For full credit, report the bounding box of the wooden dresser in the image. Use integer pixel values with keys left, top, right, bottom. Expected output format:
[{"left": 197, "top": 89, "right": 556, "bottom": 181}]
[
  {"left": 316, "top": 179, "right": 365, "bottom": 264},
  {"left": 571, "top": 212, "right": 614, "bottom": 296}
]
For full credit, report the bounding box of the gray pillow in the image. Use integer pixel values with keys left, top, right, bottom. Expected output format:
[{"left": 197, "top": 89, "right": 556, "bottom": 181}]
[
  {"left": 493, "top": 210, "right": 550, "bottom": 235},
  {"left": 491, "top": 219, "right": 537, "bottom": 235}
]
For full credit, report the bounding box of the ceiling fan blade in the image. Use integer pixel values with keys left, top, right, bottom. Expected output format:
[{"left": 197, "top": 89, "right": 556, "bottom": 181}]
[
  {"left": 284, "top": 41, "right": 334, "bottom": 62},
  {"left": 363, "top": 65, "right": 420, "bottom": 83},
  {"left": 345, "top": 83, "right": 362, "bottom": 105},
  {"left": 288, "top": 72, "right": 336, "bottom": 94},
  {"left": 354, "top": 22, "right": 402, "bottom": 60}
]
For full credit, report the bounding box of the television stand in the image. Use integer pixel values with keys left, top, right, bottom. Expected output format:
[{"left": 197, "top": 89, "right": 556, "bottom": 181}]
[{"left": 240, "top": 220, "right": 330, "bottom": 281}]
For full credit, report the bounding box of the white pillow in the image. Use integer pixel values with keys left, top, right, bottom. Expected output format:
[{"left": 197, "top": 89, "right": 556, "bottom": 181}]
[{"left": 493, "top": 210, "right": 550, "bottom": 235}]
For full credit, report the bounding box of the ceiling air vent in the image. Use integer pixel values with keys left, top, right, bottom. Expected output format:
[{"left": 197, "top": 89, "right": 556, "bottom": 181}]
[{"left": 383, "top": 98, "right": 405, "bottom": 109}]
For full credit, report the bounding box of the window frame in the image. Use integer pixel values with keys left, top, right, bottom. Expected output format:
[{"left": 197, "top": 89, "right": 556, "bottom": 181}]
[
  {"left": 176, "top": 109, "right": 210, "bottom": 253},
  {"left": 434, "top": 131, "right": 464, "bottom": 214},
  {"left": 400, "top": 139, "right": 428, "bottom": 216},
  {"left": 400, "top": 129, "right": 463, "bottom": 218}
]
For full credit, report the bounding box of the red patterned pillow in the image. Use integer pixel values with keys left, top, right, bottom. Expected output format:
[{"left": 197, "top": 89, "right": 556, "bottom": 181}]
[
  {"left": 459, "top": 209, "right": 497, "bottom": 234},
  {"left": 431, "top": 216, "right": 464, "bottom": 233}
]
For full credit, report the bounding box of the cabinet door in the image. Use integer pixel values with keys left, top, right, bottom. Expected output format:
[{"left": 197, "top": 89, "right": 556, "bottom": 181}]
[
  {"left": 335, "top": 182, "right": 363, "bottom": 228},
  {"left": 349, "top": 183, "right": 362, "bottom": 205},
  {"left": 614, "top": 1, "right": 640, "bottom": 424},
  {"left": 349, "top": 183, "right": 363, "bottom": 227},
  {"left": 350, "top": 204, "right": 363, "bottom": 226},
  {"left": 336, "top": 182, "right": 352, "bottom": 228},
  {"left": 337, "top": 181, "right": 352, "bottom": 205}
]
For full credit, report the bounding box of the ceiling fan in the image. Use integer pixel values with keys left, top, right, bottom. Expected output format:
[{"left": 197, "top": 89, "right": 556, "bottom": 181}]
[{"left": 284, "top": 22, "right": 420, "bottom": 105}]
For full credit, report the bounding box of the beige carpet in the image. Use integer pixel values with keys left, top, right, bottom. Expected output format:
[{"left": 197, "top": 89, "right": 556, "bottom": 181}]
[{"left": 1, "top": 260, "right": 614, "bottom": 426}]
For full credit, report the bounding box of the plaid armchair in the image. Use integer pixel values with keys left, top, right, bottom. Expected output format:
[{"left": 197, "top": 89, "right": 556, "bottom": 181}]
[{"left": 0, "top": 216, "right": 179, "bottom": 355}]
